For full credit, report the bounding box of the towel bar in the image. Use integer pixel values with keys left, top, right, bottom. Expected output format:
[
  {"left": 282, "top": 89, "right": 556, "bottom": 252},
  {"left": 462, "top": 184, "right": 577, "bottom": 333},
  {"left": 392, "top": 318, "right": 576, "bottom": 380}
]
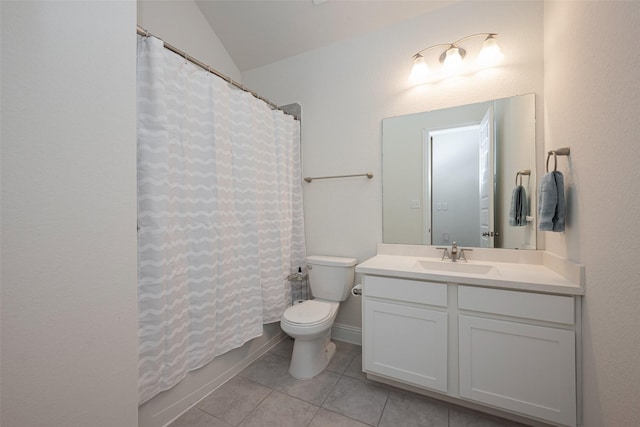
[{"left": 303, "top": 172, "right": 373, "bottom": 183}]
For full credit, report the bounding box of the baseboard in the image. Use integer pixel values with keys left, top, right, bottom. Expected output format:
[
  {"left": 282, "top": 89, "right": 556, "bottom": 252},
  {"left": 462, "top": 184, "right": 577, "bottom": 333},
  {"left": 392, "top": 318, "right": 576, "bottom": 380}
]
[{"left": 331, "top": 322, "right": 362, "bottom": 346}]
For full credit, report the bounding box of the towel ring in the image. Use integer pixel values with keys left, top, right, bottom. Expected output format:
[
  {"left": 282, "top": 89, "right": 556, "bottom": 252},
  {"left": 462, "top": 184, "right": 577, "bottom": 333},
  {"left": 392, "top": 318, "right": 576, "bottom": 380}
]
[
  {"left": 516, "top": 172, "right": 524, "bottom": 186},
  {"left": 546, "top": 147, "right": 571, "bottom": 172},
  {"left": 546, "top": 151, "right": 558, "bottom": 173},
  {"left": 515, "top": 170, "right": 531, "bottom": 186}
]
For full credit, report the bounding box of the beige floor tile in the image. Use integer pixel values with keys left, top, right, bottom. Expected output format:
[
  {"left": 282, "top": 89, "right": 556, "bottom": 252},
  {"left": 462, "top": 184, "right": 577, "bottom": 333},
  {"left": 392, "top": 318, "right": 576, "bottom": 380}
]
[
  {"left": 275, "top": 369, "right": 341, "bottom": 405},
  {"left": 268, "top": 337, "right": 294, "bottom": 360},
  {"left": 343, "top": 351, "right": 366, "bottom": 381},
  {"left": 449, "top": 406, "right": 531, "bottom": 427},
  {"left": 239, "top": 352, "right": 291, "bottom": 389},
  {"left": 239, "top": 391, "right": 318, "bottom": 427},
  {"left": 309, "top": 408, "right": 371, "bottom": 427},
  {"left": 326, "top": 341, "right": 360, "bottom": 374},
  {"left": 169, "top": 407, "right": 233, "bottom": 427},
  {"left": 322, "top": 376, "right": 389, "bottom": 426},
  {"left": 378, "top": 389, "right": 448, "bottom": 427},
  {"left": 197, "top": 376, "right": 272, "bottom": 426}
]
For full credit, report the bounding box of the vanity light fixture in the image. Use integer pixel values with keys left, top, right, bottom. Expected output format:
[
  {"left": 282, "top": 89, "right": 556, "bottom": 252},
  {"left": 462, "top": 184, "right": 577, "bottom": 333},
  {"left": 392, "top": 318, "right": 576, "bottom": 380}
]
[{"left": 409, "top": 33, "right": 503, "bottom": 83}]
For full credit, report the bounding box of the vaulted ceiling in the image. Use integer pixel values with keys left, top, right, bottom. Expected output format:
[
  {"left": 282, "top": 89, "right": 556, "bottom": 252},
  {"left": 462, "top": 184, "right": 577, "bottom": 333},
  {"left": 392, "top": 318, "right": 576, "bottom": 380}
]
[{"left": 195, "top": 0, "right": 454, "bottom": 72}]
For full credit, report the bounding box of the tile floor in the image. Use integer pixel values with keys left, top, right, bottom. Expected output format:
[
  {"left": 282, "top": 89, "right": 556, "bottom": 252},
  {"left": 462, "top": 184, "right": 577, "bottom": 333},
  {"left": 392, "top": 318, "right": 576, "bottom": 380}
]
[{"left": 170, "top": 337, "right": 531, "bottom": 427}]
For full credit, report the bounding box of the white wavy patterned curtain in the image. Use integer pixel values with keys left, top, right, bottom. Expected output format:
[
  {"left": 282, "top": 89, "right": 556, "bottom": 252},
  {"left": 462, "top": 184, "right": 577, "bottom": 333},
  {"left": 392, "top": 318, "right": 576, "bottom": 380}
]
[{"left": 136, "top": 36, "right": 306, "bottom": 404}]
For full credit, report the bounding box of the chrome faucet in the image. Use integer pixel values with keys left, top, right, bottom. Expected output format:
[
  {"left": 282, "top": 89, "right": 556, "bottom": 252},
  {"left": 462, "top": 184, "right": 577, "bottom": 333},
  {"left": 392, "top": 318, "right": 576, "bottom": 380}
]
[
  {"left": 450, "top": 242, "right": 458, "bottom": 261},
  {"left": 436, "top": 241, "right": 472, "bottom": 262}
]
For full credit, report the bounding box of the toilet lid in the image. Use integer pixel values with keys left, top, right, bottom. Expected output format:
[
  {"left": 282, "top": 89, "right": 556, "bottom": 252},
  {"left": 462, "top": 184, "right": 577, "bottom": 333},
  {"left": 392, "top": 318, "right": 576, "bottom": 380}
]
[{"left": 283, "top": 300, "right": 332, "bottom": 325}]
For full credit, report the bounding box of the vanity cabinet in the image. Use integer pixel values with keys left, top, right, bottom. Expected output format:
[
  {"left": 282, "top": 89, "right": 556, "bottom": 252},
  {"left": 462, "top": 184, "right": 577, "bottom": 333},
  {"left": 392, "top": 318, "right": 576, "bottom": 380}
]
[
  {"left": 362, "top": 276, "right": 580, "bottom": 427},
  {"left": 362, "top": 276, "right": 448, "bottom": 392},
  {"left": 458, "top": 286, "right": 577, "bottom": 427}
]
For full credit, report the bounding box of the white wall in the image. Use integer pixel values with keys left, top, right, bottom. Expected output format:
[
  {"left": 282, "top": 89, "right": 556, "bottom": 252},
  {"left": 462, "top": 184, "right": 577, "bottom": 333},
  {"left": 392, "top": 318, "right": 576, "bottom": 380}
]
[
  {"left": 544, "top": 1, "right": 640, "bottom": 426},
  {"left": 137, "top": 0, "right": 241, "bottom": 82},
  {"left": 243, "top": 0, "right": 544, "bottom": 327},
  {"left": 1, "top": 1, "right": 139, "bottom": 426}
]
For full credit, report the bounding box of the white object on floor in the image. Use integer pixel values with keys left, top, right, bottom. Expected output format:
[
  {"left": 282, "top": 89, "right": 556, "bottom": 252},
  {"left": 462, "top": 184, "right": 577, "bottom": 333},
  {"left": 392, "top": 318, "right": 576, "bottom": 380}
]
[{"left": 281, "top": 255, "right": 357, "bottom": 379}]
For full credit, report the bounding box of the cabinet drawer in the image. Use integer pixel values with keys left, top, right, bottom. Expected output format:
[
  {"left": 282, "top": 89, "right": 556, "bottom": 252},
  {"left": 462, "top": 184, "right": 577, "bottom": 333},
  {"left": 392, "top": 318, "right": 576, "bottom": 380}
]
[
  {"left": 458, "top": 286, "right": 574, "bottom": 325},
  {"left": 364, "top": 276, "right": 447, "bottom": 307}
]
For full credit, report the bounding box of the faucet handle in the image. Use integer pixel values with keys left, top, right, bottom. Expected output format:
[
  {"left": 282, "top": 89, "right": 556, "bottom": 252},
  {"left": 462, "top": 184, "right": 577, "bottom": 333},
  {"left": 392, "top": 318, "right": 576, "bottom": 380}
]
[
  {"left": 458, "top": 247, "right": 473, "bottom": 262},
  {"left": 435, "top": 247, "right": 451, "bottom": 261}
]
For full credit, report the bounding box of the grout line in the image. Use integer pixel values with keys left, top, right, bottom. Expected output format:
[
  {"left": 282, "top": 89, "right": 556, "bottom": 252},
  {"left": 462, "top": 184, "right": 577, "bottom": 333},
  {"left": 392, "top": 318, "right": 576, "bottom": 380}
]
[
  {"left": 237, "top": 388, "right": 274, "bottom": 426},
  {"left": 192, "top": 407, "right": 229, "bottom": 425},
  {"left": 321, "top": 406, "right": 377, "bottom": 427},
  {"left": 303, "top": 405, "right": 321, "bottom": 427},
  {"left": 374, "top": 388, "right": 390, "bottom": 427},
  {"left": 317, "top": 371, "right": 342, "bottom": 408}
]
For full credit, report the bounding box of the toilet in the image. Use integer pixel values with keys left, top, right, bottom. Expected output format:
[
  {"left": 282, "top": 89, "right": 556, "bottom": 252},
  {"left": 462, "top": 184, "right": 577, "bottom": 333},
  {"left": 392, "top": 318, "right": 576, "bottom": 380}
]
[{"left": 280, "top": 255, "right": 357, "bottom": 379}]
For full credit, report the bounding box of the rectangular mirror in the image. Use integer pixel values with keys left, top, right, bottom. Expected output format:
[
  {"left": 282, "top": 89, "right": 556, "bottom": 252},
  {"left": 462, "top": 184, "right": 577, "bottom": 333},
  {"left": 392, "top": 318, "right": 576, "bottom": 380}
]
[{"left": 382, "top": 94, "right": 536, "bottom": 249}]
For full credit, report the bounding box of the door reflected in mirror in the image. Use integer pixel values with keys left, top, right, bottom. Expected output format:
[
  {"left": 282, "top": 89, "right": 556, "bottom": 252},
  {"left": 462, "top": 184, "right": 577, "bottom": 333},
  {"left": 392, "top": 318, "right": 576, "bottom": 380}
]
[{"left": 382, "top": 94, "right": 536, "bottom": 249}]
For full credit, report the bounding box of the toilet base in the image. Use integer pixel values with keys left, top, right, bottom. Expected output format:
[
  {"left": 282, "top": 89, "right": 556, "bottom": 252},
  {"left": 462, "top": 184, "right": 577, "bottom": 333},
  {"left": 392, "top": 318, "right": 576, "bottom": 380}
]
[{"left": 288, "top": 330, "right": 336, "bottom": 379}]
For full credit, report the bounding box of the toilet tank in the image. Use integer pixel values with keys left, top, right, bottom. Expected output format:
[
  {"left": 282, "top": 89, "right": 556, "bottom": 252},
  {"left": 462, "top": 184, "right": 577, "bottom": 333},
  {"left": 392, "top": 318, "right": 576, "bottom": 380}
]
[{"left": 307, "top": 255, "right": 357, "bottom": 302}]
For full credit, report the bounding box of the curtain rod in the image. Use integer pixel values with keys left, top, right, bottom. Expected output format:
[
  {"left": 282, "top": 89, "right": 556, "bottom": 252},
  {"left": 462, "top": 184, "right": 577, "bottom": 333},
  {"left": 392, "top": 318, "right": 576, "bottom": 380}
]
[{"left": 136, "top": 25, "right": 298, "bottom": 120}]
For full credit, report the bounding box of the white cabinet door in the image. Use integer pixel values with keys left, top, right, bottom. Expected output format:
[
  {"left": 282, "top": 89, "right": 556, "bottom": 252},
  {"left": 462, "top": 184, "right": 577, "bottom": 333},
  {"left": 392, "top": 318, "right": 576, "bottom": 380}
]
[
  {"left": 459, "top": 315, "right": 576, "bottom": 426},
  {"left": 363, "top": 299, "right": 447, "bottom": 392}
]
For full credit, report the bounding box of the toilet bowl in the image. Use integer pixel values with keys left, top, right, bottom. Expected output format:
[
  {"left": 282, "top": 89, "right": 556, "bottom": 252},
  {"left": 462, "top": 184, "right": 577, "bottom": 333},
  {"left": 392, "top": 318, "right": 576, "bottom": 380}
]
[
  {"left": 280, "top": 255, "right": 357, "bottom": 379},
  {"left": 280, "top": 299, "right": 339, "bottom": 379}
]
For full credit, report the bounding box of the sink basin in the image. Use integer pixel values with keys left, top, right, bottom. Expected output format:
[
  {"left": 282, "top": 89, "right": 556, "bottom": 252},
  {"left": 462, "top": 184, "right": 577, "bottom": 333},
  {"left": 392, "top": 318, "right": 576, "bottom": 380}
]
[{"left": 414, "top": 259, "right": 497, "bottom": 275}]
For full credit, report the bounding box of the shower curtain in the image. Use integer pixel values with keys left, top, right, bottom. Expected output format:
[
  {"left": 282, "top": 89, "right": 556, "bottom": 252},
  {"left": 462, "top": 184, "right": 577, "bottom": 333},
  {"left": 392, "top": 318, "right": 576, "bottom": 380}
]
[{"left": 137, "top": 36, "right": 306, "bottom": 404}]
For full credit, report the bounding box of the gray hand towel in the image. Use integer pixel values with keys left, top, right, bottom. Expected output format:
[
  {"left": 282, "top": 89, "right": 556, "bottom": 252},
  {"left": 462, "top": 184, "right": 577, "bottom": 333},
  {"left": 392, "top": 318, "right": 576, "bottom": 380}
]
[
  {"left": 552, "top": 171, "right": 565, "bottom": 231},
  {"left": 538, "top": 171, "right": 565, "bottom": 232},
  {"left": 509, "top": 185, "right": 528, "bottom": 226}
]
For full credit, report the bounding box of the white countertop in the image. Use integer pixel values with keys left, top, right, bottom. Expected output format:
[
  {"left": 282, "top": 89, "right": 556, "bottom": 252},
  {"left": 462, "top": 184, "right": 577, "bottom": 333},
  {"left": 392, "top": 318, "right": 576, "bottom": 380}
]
[{"left": 355, "top": 244, "right": 585, "bottom": 296}]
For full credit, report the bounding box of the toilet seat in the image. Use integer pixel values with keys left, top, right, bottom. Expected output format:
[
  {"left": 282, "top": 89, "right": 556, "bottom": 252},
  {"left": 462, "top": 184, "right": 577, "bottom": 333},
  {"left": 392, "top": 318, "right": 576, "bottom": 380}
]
[{"left": 282, "top": 300, "right": 334, "bottom": 326}]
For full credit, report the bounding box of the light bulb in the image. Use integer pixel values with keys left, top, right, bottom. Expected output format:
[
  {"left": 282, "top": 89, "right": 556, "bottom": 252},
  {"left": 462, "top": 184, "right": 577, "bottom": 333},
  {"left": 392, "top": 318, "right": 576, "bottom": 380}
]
[
  {"left": 442, "top": 47, "right": 463, "bottom": 75},
  {"left": 409, "top": 55, "right": 429, "bottom": 83},
  {"left": 478, "top": 35, "right": 503, "bottom": 67}
]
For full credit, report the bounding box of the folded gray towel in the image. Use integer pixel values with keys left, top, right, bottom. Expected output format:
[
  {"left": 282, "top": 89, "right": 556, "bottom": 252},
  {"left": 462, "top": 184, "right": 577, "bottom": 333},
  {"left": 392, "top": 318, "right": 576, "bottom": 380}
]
[
  {"left": 509, "top": 185, "right": 528, "bottom": 226},
  {"left": 538, "top": 171, "right": 565, "bottom": 232}
]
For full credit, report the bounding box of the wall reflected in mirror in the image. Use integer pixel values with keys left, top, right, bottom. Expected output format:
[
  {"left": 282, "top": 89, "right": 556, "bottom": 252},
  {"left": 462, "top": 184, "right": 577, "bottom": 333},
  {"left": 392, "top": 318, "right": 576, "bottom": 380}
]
[{"left": 382, "top": 94, "right": 536, "bottom": 249}]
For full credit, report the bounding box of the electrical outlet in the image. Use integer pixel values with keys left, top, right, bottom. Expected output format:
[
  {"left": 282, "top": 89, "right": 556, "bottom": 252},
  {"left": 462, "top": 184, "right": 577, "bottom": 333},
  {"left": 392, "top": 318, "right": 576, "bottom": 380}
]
[{"left": 410, "top": 199, "right": 421, "bottom": 209}]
